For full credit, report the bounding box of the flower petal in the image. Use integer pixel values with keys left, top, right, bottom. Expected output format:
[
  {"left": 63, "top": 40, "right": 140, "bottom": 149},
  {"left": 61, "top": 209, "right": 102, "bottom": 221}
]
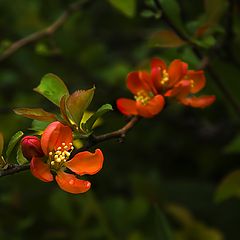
[
  {"left": 187, "top": 70, "right": 206, "bottom": 93},
  {"left": 168, "top": 59, "right": 188, "bottom": 87},
  {"left": 180, "top": 95, "right": 216, "bottom": 108},
  {"left": 66, "top": 149, "right": 104, "bottom": 175},
  {"left": 151, "top": 58, "right": 167, "bottom": 92},
  {"left": 165, "top": 80, "right": 191, "bottom": 98},
  {"left": 30, "top": 157, "right": 53, "bottom": 182},
  {"left": 136, "top": 94, "right": 165, "bottom": 118},
  {"left": 41, "top": 121, "right": 73, "bottom": 155},
  {"left": 55, "top": 171, "right": 91, "bottom": 194},
  {"left": 117, "top": 98, "right": 138, "bottom": 116},
  {"left": 126, "top": 71, "right": 152, "bottom": 95}
]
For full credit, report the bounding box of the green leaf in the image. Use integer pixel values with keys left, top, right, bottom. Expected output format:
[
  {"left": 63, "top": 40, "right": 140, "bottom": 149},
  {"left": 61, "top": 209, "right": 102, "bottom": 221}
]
[
  {"left": 30, "top": 120, "right": 51, "bottom": 133},
  {"left": 107, "top": 0, "right": 136, "bottom": 17},
  {"left": 149, "top": 30, "right": 186, "bottom": 48},
  {"left": 17, "top": 146, "right": 28, "bottom": 165},
  {"left": 0, "top": 132, "right": 4, "bottom": 156},
  {"left": 159, "top": 0, "right": 187, "bottom": 36},
  {"left": 141, "top": 10, "right": 156, "bottom": 18},
  {"left": 13, "top": 108, "right": 56, "bottom": 122},
  {"left": 154, "top": 205, "right": 173, "bottom": 240},
  {"left": 215, "top": 170, "right": 240, "bottom": 203},
  {"left": 66, "top": 88, "right": 95, "bottom": 127},
  {"left": 82, "top": 104, "right": 113, "bottom": 133},
  {"left": 6, "top": 131, "right": 24, "bottom": 160},
  {"left": 34, "top": 73, "right": 69, "bottom": 106}
]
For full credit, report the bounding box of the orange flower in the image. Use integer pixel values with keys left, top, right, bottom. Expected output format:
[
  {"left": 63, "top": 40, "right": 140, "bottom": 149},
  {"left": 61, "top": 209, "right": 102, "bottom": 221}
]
[
  {"left": 151, "top": 58, "right": 215, "bottom": 108},
  {"left": 117, "top": 71, "right": 165, "bottom": 118},
  {"left": 28, "top": 121, "right": 104, "bottom": 194}
]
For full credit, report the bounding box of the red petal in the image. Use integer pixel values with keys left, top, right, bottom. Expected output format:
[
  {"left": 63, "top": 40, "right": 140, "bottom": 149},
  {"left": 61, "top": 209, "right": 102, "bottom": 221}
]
[
  {"left": 187, "top": 70, "right": 206, "bottom": 93},
  {"left": 30, "top": 157, "right": 53, "bottom": 182},
  {"left": 117, "top": 98, "right": 138, "bottom": 116},
  {"left": 126, "top": 71, "right": 152, "bottom": 95},
  {"left": 151, "top": 58, "right": 167, "bottom": 71},
  {"left": 55, "top": 171, "right": 91, "bottom": 194},
  {"left": 66, "top": 149, "right": 104, "bottom": 175},
  {"left": 165, "top": 80, "right": 191, "bottom": 98},
  {"left": 136, "top": 95, "right": 165, "bottom": 118},
  {"left": 168, "top": 60, "right": 188, "bottom": 87},
  {"left": 41, "top": 121, "right": 73, "bottom": 155},
  {"left": 180, "top": 95, "right": 216, "bottom": 108},
  {"left": 151, "top": 58, "right": 167, "bottom": 91}
]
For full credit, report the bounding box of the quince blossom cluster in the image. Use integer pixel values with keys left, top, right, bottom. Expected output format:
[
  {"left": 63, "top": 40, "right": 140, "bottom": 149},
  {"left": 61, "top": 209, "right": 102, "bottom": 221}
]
[
  {"left": 117, "top": 58, "right": 216, "bottom": 118},
  {"left": 1, "top": 57, "right": 216, "bottom": 195}
]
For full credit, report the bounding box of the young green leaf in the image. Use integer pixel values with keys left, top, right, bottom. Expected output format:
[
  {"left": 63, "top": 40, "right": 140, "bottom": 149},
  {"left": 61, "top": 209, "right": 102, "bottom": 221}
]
[
  {"left": 66, "top": 87, "right": 95, "bottom": 127},
  {"left": 0, "top": 132, "right": 4, "bottom": 156},
  {"left": 108, "top": 0, "right": 136, "bottom": 17},
  {"left": 30, "top": 120, "right": 51, "bottom": 133},
  {"left": 149, "top": 30, "right": 186, "bottom": 48},
  {"left": 17, "top": 146, "right": 29, "bottom": 165},
  {"left": 34, "top": 73, "right": 69, "bottom": 106},
  {"left": 81, "top": 104, "right": 113, "bottom": 133},
  {"left": 215, "top": 170, "right": 240, "bottom": 203},
  {"left": 6, "top": 131, "right": 24, "bottom": 160},
  {"left": 13, "top": 108, "right": 56, "bottom": 122}
]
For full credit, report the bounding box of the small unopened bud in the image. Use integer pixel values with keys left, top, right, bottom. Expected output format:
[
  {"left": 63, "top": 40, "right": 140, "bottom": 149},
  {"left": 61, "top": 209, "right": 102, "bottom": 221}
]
[{"left": 21, "top": 136, "right": 44, "bottom": 160}]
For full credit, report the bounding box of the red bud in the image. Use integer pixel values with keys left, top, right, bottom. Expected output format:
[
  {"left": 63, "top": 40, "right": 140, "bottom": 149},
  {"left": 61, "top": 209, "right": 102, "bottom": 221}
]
[{"left": 21, "top": 136, "right": 44, "bottom": 160}]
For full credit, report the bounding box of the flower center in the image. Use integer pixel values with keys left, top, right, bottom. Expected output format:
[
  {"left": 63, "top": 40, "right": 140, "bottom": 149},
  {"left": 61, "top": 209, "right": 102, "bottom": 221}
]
[
  {"left": 134, "top": 90, "right": 153, "bottom": 105},
  {"left": 48, "top": 142, "right": 74, "bottom": 170},
  {"left": 160, "top": 70, "right": 169, "bottom": 85}
]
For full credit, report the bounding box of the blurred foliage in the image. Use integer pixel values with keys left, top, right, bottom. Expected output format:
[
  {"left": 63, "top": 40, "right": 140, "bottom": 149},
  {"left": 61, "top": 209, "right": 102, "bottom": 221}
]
[{"left": 0, "top": 0, "right": 240, "bottom": 239}]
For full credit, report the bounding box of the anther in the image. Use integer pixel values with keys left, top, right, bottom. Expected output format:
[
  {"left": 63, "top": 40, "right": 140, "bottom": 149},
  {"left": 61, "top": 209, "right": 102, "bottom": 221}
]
[
  {"left": 57, "top": 147, "right": 62, "bottom": 150},
  {"left": 65, "top": 152, "right": 71, "bottom": 157},
  {"left": 49, "top": 152, "right": 53, "bottom": 156},
  {"left": 62, "top": 143, "right": 66, "bottom": 146},
  {"left": 56, "top": 158, "right": 61, "bottom": 163},
  {"left": 51, "top": 161, "right": 55, "bottom": 165}
]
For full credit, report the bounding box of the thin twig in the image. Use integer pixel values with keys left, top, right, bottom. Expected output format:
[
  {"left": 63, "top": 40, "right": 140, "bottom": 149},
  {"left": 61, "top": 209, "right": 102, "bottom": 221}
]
[
  {"left": 72, "top": 116, "right": 140, "bottom": 154},
  {"left": 0, "top": 116, "right": 140, "bottom": 177},
  {"left": 0, "top": 163, "right": 30, "bottom": 177},
  {"left": 0, "top": 0, "right": 89, "bottom": 62}
]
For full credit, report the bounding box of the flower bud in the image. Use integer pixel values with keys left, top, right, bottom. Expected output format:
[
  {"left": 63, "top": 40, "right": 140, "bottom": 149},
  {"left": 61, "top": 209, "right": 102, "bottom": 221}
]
[{"left": 21, "top": 136, "right": 44, "bottom": 160}]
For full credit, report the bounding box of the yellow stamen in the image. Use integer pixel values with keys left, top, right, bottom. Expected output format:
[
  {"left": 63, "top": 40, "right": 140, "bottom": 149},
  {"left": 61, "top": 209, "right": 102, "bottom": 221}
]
[
  {"left": 48, "top": 142, "right": 75, "bottom": 169},
  {"left": 190, "top": 80, "right": 194, "bottom": 88},
  {"left": 161, "top": 70, "right": 169, "bottom": 85},
  {"left": 134, "top": 90, "right": 152, "bottom": 105}
]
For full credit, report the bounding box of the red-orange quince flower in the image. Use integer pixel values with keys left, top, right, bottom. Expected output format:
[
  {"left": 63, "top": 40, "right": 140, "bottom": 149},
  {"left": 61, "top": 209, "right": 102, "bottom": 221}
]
[
  {"left": 151, "top": 58, "right": 216, "bottom": 108},
  {"left": 27, "top": 121, "right": 104, "bottom": 194},
  {"left": 117, "top": 71, "right": 165, "bottom": 118}
]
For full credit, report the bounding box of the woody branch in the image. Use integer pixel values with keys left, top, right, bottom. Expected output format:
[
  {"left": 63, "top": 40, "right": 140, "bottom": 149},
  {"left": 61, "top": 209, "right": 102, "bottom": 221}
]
[{"left": 0, "top": 116, "right": 140, "bottom": 177}]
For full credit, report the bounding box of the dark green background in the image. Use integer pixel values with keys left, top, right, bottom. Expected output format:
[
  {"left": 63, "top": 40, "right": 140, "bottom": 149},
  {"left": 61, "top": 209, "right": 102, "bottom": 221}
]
[{"left": 0, "top": 0, "right": 240, "bottom": 239}]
